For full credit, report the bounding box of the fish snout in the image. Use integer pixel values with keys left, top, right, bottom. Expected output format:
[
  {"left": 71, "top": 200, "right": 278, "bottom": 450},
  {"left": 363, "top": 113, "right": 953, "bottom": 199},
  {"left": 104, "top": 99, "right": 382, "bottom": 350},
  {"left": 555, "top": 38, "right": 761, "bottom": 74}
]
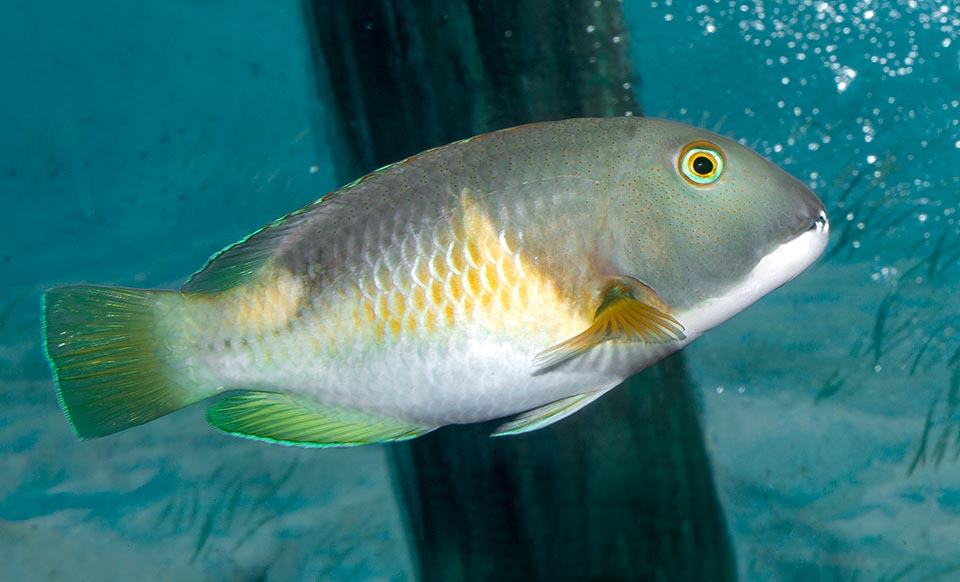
[
  {"left": 785, "top": 181, "right": 829, "bottom": 243},
  {"left": 779, "top": 203, "right": 830, "bottom": 270}
]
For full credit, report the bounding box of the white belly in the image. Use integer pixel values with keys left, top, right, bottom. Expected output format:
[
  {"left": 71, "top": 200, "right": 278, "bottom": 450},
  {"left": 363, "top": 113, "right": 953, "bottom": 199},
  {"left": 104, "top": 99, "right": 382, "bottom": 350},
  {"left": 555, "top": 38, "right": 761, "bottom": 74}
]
[{"left": 193, "top": 322, "right": 687, "bottom": 427}]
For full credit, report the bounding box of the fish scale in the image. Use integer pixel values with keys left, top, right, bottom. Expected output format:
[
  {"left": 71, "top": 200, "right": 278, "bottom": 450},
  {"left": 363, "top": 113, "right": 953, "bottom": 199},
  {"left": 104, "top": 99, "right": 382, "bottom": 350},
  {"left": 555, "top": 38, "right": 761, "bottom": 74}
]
[
  {"left": 41, "top": 117, "right": 829, "bottom": 446},
  {"left": 166, "top": 188, "right": 587, "bottom": 425}
]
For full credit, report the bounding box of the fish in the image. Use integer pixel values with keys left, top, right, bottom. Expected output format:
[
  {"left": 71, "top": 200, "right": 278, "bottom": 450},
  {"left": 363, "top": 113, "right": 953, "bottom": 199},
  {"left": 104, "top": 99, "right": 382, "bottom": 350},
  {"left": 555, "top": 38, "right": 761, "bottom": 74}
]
[{"left": 41, "top": 117, "right": 829, "bottom": 447}]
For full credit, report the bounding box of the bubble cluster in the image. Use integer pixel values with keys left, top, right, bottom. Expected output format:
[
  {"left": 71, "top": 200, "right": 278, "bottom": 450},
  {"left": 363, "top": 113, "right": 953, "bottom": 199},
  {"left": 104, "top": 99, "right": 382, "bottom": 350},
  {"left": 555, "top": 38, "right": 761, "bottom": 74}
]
[{"left": 683, "top": 1, "right": 959, "bottom": 91}]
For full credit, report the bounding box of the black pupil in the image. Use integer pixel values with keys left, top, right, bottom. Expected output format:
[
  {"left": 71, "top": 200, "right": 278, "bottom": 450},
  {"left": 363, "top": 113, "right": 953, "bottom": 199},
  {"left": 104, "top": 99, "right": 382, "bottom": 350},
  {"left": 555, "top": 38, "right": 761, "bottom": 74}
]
[{"left": 692, "top": 155, "right": 714, "bottom": 175}]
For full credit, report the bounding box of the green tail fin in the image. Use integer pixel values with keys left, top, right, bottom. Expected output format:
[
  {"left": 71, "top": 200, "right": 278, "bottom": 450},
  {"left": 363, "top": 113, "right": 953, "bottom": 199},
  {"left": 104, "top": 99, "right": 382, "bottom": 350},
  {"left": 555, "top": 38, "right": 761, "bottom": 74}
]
[{"left": 41, "top": 285, "right": 202, "bottom": 439}]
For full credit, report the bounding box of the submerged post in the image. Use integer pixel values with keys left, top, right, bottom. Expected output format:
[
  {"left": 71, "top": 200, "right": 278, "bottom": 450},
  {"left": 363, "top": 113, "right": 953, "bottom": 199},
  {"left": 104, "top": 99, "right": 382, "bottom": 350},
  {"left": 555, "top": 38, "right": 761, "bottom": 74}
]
[{"left": 304, "top": 1, "right": 736, "bottom": 580}]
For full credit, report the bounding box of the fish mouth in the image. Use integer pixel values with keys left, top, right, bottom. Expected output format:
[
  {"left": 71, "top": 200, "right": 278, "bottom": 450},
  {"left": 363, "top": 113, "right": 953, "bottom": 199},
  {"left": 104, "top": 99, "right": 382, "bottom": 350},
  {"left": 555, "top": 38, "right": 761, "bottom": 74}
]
[
  {"left": 782, "top": 187, "right": 829, "bottom": 242},
  {"left": 811, "top": 210, "right": 829, "bottom": 235},
  {"left": 787, "top": 207, "right": 829, "bottom": 248}
]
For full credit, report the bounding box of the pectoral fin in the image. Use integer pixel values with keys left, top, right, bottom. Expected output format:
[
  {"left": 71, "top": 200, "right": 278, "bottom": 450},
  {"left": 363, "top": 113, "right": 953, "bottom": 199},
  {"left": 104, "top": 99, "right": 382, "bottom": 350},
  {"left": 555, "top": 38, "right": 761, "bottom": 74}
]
[
  {"left": 206, "top": 391, "right": 434, "bottom": 447},
  {"left": 492, "top": 383, "right": 618, "bottom": 437},
  {"left": 534, "top": 277, "right": 685, "bottom": 370}
]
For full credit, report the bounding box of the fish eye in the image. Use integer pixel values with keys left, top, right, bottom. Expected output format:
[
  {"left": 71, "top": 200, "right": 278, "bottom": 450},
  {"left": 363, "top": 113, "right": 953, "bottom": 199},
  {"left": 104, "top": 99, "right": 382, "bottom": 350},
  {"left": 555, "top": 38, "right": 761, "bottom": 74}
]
[{"left": 678, "top": 141, "right": 725, "bottom": 186}]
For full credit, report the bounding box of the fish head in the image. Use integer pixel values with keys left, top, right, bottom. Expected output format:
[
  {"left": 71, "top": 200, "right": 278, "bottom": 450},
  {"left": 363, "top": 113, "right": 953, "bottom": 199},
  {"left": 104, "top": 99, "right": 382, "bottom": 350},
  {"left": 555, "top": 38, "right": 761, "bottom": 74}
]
[{"left": 610, "top": 118, "right": 829, "bottom": 337}]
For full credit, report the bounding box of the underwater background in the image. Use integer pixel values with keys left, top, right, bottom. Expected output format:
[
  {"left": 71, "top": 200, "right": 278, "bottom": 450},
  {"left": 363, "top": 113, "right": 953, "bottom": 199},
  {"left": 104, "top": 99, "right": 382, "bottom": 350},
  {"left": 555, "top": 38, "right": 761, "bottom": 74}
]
[{"left": 3, "top": 1, "right": 960, "bottom": 580}]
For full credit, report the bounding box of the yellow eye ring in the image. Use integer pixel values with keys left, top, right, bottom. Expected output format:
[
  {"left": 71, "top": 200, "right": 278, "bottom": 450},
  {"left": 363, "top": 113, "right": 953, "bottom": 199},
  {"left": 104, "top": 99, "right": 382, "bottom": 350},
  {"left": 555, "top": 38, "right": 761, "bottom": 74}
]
[{"left": 678, "top": 141, "right": 725, "bottom": 185}]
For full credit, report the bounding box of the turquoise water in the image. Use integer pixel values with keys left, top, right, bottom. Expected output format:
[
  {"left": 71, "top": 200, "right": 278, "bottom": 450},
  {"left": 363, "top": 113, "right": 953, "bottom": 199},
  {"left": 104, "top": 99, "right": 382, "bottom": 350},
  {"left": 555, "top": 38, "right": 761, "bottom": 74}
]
[{"left": 3, "top": 1, "right": 960, "bottom": 580}]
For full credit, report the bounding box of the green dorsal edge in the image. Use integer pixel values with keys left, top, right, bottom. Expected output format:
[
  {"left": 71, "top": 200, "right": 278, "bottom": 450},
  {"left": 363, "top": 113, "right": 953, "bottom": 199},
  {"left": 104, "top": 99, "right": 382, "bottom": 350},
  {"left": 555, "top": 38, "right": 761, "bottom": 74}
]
[{"left": 180, "top": 203, "right": 319, "bottom": 295}]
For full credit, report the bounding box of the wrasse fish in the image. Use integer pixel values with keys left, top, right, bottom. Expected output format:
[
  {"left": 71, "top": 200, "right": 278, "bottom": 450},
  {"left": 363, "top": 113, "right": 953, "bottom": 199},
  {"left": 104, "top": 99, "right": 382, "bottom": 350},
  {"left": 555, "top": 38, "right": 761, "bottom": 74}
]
[{"left": 41, "top": 118, "right": 829, "bottom": 447}]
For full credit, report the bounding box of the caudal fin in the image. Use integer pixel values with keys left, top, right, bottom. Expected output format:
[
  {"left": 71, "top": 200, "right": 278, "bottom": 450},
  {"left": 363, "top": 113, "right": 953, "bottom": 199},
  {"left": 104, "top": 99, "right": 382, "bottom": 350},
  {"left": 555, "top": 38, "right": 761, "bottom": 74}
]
[{"left": 41, "top": 285, "right": 204, "bottom": 439}]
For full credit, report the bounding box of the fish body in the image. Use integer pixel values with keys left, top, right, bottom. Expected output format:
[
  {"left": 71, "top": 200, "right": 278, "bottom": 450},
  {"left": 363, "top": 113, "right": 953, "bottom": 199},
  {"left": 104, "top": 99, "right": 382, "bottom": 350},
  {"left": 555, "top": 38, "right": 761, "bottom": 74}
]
[{"left": 42, "top": 117, "right": 829, "bottom": 446}]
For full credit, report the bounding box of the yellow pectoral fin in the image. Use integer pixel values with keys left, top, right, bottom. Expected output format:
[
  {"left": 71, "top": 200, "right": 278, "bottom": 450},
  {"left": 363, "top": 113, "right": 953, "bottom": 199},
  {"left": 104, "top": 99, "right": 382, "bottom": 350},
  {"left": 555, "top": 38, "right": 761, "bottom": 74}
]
[{"left": 533, "top": 278, "right": 685, "bottom": 370}]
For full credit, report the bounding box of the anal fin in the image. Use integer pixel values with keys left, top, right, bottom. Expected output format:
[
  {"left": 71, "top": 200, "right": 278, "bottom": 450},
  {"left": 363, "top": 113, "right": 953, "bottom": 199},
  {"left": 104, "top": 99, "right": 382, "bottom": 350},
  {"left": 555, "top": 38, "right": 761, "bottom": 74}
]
[
  {"left": 206, "top": 391, "right": 434, "bottom": 447},
  {"left": 492, "top": 383, "right": 618, "bottom": 437}
]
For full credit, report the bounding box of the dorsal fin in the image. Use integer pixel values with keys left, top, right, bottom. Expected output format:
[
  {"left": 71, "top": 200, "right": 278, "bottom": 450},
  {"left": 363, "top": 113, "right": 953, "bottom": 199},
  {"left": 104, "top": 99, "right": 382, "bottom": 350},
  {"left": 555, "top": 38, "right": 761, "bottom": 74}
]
[
  {"left": 181, "top": 204, "right": 318, "bottom": 295},
  {"left": 180, "top": 150, "right": 446, "bottom": 295}
]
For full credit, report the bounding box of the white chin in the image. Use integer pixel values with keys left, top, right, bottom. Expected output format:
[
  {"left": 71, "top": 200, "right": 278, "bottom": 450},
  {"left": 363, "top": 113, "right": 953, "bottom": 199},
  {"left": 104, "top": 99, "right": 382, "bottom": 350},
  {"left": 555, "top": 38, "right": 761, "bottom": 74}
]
[{"left": 678, "top": 216, "right": 830, "bottom": 342}]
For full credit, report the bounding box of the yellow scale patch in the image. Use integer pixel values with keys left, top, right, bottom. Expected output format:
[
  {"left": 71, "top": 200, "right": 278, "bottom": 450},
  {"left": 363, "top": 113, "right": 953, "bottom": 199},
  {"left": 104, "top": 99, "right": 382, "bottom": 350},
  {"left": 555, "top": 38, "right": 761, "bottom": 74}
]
[
  {"left": 225, "top": 268, "right": 307, "bottom": 331},
  {"left": 177, "top": 267, "right": 309, "bottom": 364},
  {"left": 350, "top": 191, "right": 586, "bottom": 345}
]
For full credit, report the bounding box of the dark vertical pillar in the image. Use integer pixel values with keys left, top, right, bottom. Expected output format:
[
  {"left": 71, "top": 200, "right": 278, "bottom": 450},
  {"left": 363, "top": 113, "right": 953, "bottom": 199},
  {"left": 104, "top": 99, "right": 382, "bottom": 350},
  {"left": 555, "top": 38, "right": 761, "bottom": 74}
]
[
  {"left": 307, "top": 0, "right": 636, "bottom": 179},
  {"left": 304, "top": 2, "right": 736, "bottom": 580}
]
